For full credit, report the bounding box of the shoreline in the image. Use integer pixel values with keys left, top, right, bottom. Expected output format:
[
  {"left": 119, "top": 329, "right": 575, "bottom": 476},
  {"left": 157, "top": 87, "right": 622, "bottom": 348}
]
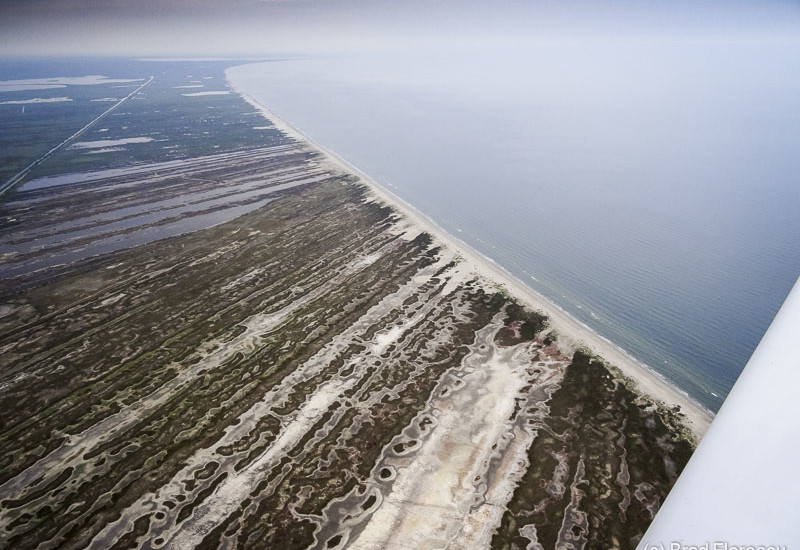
[{"left": 230, "top": 81, "right": 713, "bottom": 440}]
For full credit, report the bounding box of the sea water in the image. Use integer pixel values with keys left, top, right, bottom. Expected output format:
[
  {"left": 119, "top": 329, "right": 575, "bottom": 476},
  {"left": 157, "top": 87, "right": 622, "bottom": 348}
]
[{"left": 228, "top": 42, "right": 800, "bottom": 411}]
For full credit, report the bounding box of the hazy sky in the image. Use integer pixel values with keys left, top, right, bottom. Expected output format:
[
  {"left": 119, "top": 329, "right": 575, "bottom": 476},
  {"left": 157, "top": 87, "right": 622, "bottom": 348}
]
[{"left": 1, "top": 0, "right": 799, "bottom": 57}]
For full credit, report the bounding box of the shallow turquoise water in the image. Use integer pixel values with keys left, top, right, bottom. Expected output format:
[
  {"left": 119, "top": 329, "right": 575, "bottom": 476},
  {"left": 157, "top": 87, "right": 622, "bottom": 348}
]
[{"left": 229, "top": 45, "right": 800, "bottom": 412}]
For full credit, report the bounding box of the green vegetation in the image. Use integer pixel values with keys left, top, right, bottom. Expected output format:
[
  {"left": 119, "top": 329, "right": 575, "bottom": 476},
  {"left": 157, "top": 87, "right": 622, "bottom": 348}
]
[
  {"left": 495, "top": 301, "right": 549, "bottom": 346},
  {"left": 0, "top": 62, "right": 697, "bottom": 550},
  {"left": 492, "top": 349, "right": 693, "bottom": 550}
]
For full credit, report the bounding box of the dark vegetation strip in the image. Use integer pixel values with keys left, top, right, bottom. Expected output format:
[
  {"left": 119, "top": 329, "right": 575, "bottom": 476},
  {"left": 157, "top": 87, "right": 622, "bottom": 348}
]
[
  {"left": 491, "top": 350, "right": 693, "bottom": 550},
  {"left": 0, "top": 184, "right": 372, "bottom": 483},
  {"left": 0, "top": 183, "right": 437, "bottom": 549}
]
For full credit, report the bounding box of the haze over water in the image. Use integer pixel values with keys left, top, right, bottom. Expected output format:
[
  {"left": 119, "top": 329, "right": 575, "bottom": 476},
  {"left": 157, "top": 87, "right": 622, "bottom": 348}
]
[{"left": 229, "top": 39, "right": 800, "bottom": 412}]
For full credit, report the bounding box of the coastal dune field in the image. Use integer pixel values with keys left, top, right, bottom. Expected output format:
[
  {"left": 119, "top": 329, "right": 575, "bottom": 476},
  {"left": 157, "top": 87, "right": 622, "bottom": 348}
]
[
  {"left": 241, "top": 94, "right": 712, "bottom": 440},
  {"left": 1, "top": 64, "right": 704, "bottom": 550}
]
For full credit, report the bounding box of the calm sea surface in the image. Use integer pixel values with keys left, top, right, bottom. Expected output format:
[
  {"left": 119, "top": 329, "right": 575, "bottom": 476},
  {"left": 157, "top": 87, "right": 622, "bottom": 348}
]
[{"left": 229, "top": 44, "right": 800, "bottom": 411}]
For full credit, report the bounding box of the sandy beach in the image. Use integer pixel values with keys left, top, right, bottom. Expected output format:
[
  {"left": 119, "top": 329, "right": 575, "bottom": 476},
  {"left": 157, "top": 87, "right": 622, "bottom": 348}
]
[{"left": 235, "top": 88, "right": 713, "bottom": 440}]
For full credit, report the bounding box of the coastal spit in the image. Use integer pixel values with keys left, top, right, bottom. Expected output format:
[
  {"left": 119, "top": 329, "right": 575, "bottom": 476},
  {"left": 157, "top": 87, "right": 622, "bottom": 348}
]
[{"left": 0, "top": 62, "right": 707, "bottom": 550}]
